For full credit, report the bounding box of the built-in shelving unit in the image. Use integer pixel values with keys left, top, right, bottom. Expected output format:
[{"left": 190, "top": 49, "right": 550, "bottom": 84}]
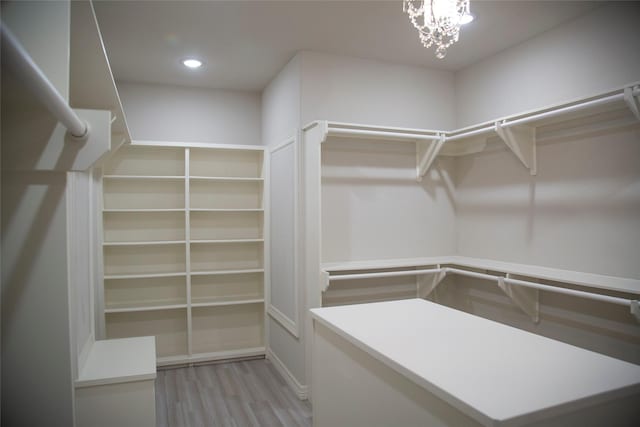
[
  {"left": 101, "top": 142, "right": 266, "bottom": 366},
  {"left": 310, "top": 83, "right": 640, "bottom": 180}
]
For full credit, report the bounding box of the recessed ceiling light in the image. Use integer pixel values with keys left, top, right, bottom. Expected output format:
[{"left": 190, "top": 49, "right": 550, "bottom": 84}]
[
  {"left": 182, "top": 58, "right": 203, "bottom": 69},
  {"left": 460, "top": 13, "right": 474, "bottom": 25}
]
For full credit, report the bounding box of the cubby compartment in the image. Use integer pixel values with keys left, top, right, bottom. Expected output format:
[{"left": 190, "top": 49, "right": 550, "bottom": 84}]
[
  {"left": 103, "top": 179, "right": 184, "bottom": 210},
  {"left": 191, "top": 304, "right": 264, "bottom": 354},
  {"left": 190, "top": 241, "right": 263, "bottom": 273},
  {"left": 190, "top": 148, "right": 262, "bottom": 178},
  {"left": 106, "top": 309, "right": 188, "bottom": 358},
  {"left": 104, "top": 276, "right": 187, "bottom": 310},
  {"left": 103, "top": 211, "right": 185, "bottom": 242},
  {"left": 104, "top": 244, "right": 186, "bottom": 276},
  {"left": 104, "top": 146, "right": 184, "bottom": 176},
  {"left": 190, "top": 181, "right": 262, "bottom": 210},
  {"left": 191, "top": 272, "right": 264, "bottom": 305},
  {"left": 190, "top": 210, "right": 263, "bottom": 240}
]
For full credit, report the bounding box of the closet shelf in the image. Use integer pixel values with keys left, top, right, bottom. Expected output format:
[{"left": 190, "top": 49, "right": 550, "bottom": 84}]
[
  {"left": 189, "top": 176, "right": 263, "bottom": 182},
  {"left": 103, "top": 175, "right": 185, "bottom": 181},
  {"left": 103, "top": 208, "right": 186, "bottom": 213},
  {"left": 104, "top": 272, "right": 187, "bottom": 280},
  {"left": 321, "top": 256, "right": 640, "bottom": 296},
  {"left": 156, "top": 347, "right": 266, "bottom": 368},
  {"left": 189, "top": 208, "right": 264, "bottom": 212},
  {"left": 104, "top": 303, "right": 187, "bottom": 314},
  {"left": 103, "top": 240, "right": 186, "bottom": 247},
  {"left": 190, "top": 269, "right": 265, "bottom": 277},
  {"left": 190, "top": 239, "right": 264, "bottom": 244},
  {"left": 311, "top": 82, "right": 640, "bottom": 180},
  {"left": 191, "top": 298, "right": 264, "bottom": 308}
]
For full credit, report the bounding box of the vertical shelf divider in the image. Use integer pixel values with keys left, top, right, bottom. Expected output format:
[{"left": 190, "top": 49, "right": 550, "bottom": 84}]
[{"left": 185, "top": 148, "right": 192, "bottom": 358}]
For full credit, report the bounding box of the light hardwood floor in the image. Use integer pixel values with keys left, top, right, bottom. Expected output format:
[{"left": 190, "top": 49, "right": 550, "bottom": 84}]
[{"left": 156, "top": 358, "right": 312, "bottom": 427}]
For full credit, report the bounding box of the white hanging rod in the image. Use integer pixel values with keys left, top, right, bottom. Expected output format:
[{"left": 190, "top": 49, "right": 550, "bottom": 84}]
[
  {"left": 326, "top": 127, "right": 441, "bottom": 142},
  {"left": 329, "top": 268, "right": 442, "bottom": 281},
  {"left": 1, "top": 23, "right": 88, "bottom": 139},
  {"left": 444, "top": 268, "right": 636, "bottom": 309},
  {"left": 446, "top": 87, "right": 640, "bottom": 143}
]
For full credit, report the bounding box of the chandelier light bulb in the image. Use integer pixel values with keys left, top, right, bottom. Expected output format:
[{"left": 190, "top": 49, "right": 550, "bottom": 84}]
[{"left": 403, "top": 0, "right": 471, "bottom": 59}]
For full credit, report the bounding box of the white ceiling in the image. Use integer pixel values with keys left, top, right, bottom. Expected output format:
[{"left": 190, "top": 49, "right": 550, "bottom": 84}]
[{"left": 93, "top": 1, "right": 602, "bottom": 92}]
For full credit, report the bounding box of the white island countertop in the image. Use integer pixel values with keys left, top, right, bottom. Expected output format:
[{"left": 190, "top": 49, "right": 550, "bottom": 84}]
[{"left": 310, "top": 299, "right": 640, "bottom": 426}]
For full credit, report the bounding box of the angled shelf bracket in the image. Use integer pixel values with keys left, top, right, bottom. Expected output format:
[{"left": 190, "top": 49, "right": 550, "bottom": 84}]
[
  {"left": 418, "top": 267, "right": 447, "bottom": 299},
  {"left": 495, "top": 121, "right": 537, "bottom": 175},
  {"left": 416, "top": 133, "right": 446, "bottom": 181},
  {"left": 623, "top": 86, "right": 640, "bottom": 122},
  {"left": 498, "top": 274, "right": 540, "bottom": 323}
]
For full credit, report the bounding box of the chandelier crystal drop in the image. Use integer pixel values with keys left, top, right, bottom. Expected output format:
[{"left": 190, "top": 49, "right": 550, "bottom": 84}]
[{"left": 403, "top": 0, "right": 471, "bottom": 59}]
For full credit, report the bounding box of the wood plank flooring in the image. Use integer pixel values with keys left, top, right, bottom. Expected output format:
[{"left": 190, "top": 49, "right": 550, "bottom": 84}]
[{"left": 156, "top": 358, "right": 312, "bottom": 427}]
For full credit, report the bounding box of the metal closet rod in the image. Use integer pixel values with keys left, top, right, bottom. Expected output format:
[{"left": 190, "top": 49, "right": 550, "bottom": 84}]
[
  {"left": 446, "top": 87, "right": 640, "bottom": 143},
  {"left": 327, "top": 266, "right": 637, "bottom": 309},
  {"left": 1, "top": 23, "right": 88, "bottom": 139}
]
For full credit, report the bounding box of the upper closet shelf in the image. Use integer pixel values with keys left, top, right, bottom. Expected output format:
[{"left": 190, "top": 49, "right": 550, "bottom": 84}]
[
  {"left": 321, "top": 256, "right": 640, "bottom": 322},
  {"left": 70, "top": 1, "right": 131, "bottom": 157},
  {"left": 310, "top": 82, "right": 640, "bottom": 180}
]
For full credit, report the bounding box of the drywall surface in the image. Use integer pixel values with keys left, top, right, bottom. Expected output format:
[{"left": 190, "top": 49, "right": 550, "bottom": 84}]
[
  {"left": 455, "top": 126, "right": 640, "bottom": 279},
  {"left": 455, "top": 3, "right": 640, "bottom": 127},
  {"left": 261, "top": 55, "right": 307, "bottom": 386},
  {"left": 261, "top": 55, "right": 301, "bottom": 147},
  {"left": 322, "top": 139, "right": 456, "bottom": 263},
  {"left": 300, "top": 51, "right": 455, "bottom": 130},
  {"left": 117, "top": 82, "right": 261, "bottom": 144},
  {"left": 1, "top": 2, "right": 75, "bottom": 426}
]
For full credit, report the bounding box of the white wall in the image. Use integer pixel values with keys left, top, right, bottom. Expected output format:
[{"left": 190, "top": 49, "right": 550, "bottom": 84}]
[
  {"left": 455, "top": 3, "right": 640, "bottom": 127},
  {"left": 300, "top": 51, "right": 455, "bottom": 130},
  {"left": 118, "top": 82, "right": 262, "bottom": 145},
  {"left": 261, "top": 55, "right": 301, "bottom": 147},
  {"left": 261, "top": 55, "right": 307, "bottom": 387},
  {"left": 1, "top": 2, "right": 75, "bottom": 425}
]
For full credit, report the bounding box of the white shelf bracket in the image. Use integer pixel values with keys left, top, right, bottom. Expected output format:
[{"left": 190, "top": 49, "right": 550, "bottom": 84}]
[
  {"left": 418, "top": 267, "right": 447, "bottom": 299},
  {"left": 624, "top": 86, "right": 640, "bottom": 122},
  {"left": 498, "top": 274, "right": 540, "bottom": 323},
  {"left": 321, "top": 270, "right": 331, "bottom": 292},
  {"left": 416, "top": 133, "right": 446, "bottom": 181},
  {"left": 631, "top": 300, "right": 640, "bottom": 323},
  {"left": 495, "top": 121, "right": 537, "bottom": 175}
]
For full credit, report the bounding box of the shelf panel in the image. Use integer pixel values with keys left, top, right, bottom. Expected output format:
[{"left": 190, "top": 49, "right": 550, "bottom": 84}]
[
  {"left": 106, "top": 308, "right": 188, "bottom": 358},
  {"left": 191, "top": 299, "right": 264, "bottom": 308},
  {"left": 104, "top": 210, "right": 185, "bottom": 243},
  {"left": 191, "top": 239, "right": 263, "bottom": 244},
  {"left": 190, "top": 148, "right": 263, "bottom": 178},
  {"left": 104, "top": 245, "right": 186, "bottom": 276},
  {"left": 190, "top": 180, "right": 263, "bottom": 210},
  {"left": 105, "top": 275, "right": 186, "bottom": 311},
  {"left": 191, "top": 242, "right": 263, "bottom": 273},
  {"left": 189, "top": 208, "right": 263, "bottom": 212},
  {"left": 104, "top": 145, "right": 184, "bottom": 176},
  {"left": 104, "top": 240, "right": 186, "bottom": 247},
  {"left": 104, "top": 272, "right": 187, "bottom": 280},
  {"left": 103, "top": 175, "right": 185, "bottom": 181},
  {"left": 103, "top": 179, "right": 184, "bottom": 210},
  {"left": 190, "top": 269, "right": 265, "bottom": 277},
  {"left": 191, "top": 304, "right": 264, "bottom": 355},
  {"left": 190, "top": 176, "right": 263, "bottom": 182},
  {"left": 104, "top": 208, "right": 186, "bottom": 213},
  {"left": 192, "top": 272, "right": 264, "bottom": 305},
  {"left": 105, "top": 303, "right": 188, "bottom": 314}
]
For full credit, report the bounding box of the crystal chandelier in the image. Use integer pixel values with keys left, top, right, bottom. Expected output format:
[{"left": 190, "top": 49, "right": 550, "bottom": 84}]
[{"left": 403, "top": 0, "right": 471, "bottom": 59}]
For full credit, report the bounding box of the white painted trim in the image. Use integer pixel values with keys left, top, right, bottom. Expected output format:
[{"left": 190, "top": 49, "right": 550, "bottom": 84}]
[
  {"left": 131, "top": 140, "right": 265, "bottom": 151},
  {"left": 266, "top": 348, "right": 308, "bottom": 400},
  {"left": 267, "top": 136, "right": 300, "bottom": 338},
  {"left": 267, "top": 306, "right": 298, "bottom": 338}
]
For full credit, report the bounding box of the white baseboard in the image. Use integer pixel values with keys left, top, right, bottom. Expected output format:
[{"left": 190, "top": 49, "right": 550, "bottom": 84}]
[{"left": 266, "top": 348, "right": 308, "bottom": 400}]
